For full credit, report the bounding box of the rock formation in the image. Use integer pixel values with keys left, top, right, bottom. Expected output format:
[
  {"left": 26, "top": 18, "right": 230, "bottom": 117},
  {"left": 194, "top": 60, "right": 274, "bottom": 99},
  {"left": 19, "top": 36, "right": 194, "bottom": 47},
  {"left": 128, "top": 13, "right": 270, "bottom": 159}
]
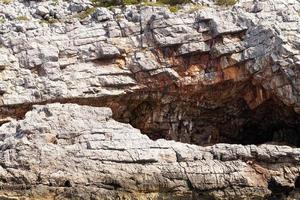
[
  {"left": 0, "top": 103, "right": 299, "bottom": 200},
  {"left": 0, "top": 0, "right": 300, "bottom": 199}
]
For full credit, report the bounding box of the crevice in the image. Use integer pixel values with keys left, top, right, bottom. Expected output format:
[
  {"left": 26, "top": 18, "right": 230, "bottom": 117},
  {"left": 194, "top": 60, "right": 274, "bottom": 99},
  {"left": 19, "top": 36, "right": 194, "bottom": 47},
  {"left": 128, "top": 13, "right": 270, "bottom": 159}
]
[
  {"left": 64, "top": 180, "right": 72, "bottom": 187},
  {"left": 267, "top": 177, "right": 294, "bottom": 200}
]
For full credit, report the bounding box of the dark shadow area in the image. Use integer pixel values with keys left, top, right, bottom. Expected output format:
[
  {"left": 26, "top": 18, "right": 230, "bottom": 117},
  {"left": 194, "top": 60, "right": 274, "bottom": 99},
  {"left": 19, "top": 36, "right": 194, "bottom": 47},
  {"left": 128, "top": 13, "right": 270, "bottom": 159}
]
[
  {"left": 267, "top": 177, "right": 294, "bottom": 200},
  {"left": 295, "top": 176, "right": 300, "bottom": 188},
  {"left": 231, "top": 99, "right": 300, "bottom": 146},
  {"left": 64, "top": 180, "right": 72, "bottom": 187},
  {"left": 112, "top": 93, "right": 300, "bottom": 147}
]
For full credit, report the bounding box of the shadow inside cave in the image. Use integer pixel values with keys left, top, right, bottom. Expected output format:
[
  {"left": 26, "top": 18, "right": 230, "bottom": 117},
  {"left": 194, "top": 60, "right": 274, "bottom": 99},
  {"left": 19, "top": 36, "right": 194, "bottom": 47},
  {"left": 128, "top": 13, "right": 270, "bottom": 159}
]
[{"left": 110, "top": 93, "right": 300, "bottom": 147}]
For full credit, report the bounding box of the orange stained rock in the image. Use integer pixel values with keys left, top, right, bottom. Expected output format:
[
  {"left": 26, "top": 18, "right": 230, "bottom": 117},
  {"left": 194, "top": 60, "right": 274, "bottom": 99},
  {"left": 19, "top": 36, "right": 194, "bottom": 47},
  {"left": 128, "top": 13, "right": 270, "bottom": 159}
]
[
  {"left": 222, "top": 66, "right": 244, "bottom": 82},
  {"left": 185, "top": 64, "right": 203, "bottom": 76},
  {"left": 243, "top": 86, "right": 271, "bottom": 109},
  {"left": 115, "top": 58, "right": 126, "bottom": 69}
]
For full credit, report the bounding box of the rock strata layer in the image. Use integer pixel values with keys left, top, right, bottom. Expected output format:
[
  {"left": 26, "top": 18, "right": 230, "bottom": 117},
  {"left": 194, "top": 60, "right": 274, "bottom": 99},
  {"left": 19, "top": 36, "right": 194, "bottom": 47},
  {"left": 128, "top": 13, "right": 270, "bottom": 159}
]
[{"left": 0, "top": 103, "right": 299, "bottom": 200}]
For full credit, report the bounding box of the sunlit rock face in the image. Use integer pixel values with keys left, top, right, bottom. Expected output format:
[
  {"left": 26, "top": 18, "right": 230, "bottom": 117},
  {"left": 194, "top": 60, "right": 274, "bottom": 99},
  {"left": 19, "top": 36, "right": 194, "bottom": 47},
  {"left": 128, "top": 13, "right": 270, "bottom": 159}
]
[{"left": 0, "top": 0, "right": 300, "bottom": 199}]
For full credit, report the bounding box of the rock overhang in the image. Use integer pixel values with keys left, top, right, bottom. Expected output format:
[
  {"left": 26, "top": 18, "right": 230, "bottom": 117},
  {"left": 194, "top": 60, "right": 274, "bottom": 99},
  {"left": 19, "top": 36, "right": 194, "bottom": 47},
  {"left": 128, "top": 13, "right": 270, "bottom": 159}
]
[{"left": 0, "top": 0, "right": 300, "bottom": 198}]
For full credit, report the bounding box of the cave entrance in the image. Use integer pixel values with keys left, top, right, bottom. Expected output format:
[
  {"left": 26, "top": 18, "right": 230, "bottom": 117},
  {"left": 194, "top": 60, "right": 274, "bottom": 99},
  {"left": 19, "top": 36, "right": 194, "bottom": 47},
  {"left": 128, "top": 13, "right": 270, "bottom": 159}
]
[
  {"left": 109, "top": 93, "right": 300, "bottom": 147},
  {"left": 230, "top": 99, "right": 300, "bottom": 146},
  {"left": 3, "top": 85, "right": 299, "bottom": 147}
]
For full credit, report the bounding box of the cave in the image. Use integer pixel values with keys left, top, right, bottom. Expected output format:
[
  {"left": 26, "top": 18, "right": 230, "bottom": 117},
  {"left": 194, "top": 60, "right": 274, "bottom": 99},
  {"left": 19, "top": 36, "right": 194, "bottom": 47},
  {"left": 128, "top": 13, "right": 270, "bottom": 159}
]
[
  {"left": 131, "top": 100, "right": 300, "bottom": 147},
  {"left": 95, "top": 89, "right": 300, "bottom": 147},
  {"left": 232, "top": 100, "right": 300, "bottom": 146},
  {"left": 83, "top": 78, "right": 300, "bottom": 147},
  {"left": 2, "top": 81, "right": 299, "bottom": 147},
  {"left": 1, "top": 86, "right": 299, "bottom": 148}
]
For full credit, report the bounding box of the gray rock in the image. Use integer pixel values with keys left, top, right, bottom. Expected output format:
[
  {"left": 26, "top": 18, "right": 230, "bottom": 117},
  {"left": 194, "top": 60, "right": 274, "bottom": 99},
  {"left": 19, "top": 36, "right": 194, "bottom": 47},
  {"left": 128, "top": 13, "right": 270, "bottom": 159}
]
[
  {"left": 178, "top": 41, "right": 210, "bottom": 55},
  {"left": 35, "top": 5, "right": 49, "bottom": 17},
  {"left": 0, "top": 1, "right": 300, "bottom": 199},
  {"left": 132, "top": 51, "right": 161, "bottom": 72},
  {"left": 97, "top": 43, "right": 121, "bottom": 59},
  {"left": 0, "top": 53, "right": 10, "bottom": 70},
  {"left": 68, "top": 0, "right": 91, "bottom": 12},
  {"left": 92, "top": 7, "right": 113, "bottom": 22},
  {"left": 211, "top": 40, "right": 245, "bottom": 58}
]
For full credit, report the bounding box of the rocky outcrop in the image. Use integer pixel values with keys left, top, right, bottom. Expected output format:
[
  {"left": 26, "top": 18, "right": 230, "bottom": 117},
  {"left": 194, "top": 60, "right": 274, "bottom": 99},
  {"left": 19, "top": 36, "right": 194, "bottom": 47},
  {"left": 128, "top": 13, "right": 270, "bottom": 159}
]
[
  {"left": 0, "top": 103, "right": 299, "bottom": 200},
  {"left": 0, "top": 0, "right": 300, "bottom": 199}
]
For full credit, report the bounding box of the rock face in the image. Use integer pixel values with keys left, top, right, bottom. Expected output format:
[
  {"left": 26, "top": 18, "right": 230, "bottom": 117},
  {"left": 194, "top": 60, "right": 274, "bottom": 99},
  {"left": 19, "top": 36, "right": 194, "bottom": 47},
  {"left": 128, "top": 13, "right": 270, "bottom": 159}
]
[
  {"left": 0, "top": 0, "right": 300, "bottom": 199},
  {"left": 0, "top": 103, "right": 299, "bottom": 200},
  {"left": 0, "top": 0, "right": 300, "bottom": 146}
]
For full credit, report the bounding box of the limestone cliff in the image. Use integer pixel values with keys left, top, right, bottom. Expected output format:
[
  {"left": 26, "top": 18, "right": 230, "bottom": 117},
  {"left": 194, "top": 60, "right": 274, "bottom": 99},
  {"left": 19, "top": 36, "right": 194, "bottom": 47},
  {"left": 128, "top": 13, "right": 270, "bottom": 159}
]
[{"left": 0, "top": 0, "right": 300, "bottom": 199}]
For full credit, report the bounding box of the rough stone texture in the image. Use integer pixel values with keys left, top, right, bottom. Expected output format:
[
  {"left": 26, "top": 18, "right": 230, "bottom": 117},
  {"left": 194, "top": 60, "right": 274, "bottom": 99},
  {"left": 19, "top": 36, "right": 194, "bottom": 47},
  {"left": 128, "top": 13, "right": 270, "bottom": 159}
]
[
  {"left": 0, "top": 103, "right": 299, "bottom": 200},
  {"left": 0, "top": 0, "right": 300, "bottom": 147},
  {"left": 0, "top": 0, "right": 299, "bottom": 108},
  {"left": 0, "top": 0, "right": 300, "bottom": 199}
]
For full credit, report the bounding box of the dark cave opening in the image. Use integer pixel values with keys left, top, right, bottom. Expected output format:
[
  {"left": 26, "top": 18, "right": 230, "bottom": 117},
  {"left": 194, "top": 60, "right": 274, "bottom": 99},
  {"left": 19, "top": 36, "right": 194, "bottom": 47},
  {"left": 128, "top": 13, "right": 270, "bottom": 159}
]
[
  {"left": 228, "top": 98, "right": 299, "bottom": 146},
  {"left": 110, "top": 92, "right": 300, "bottom": 147},
  {"left": 267, "top": 176, "right": 300, "bottom": 200},
  {"left": 295, "top": 177, "right": 300, "bottom": 188},
  {"left": 234, "top": 120, "right": 300, "bottom": 146},
  {"left": 230, "top": 99, "right": 300, "bottom": 147}
]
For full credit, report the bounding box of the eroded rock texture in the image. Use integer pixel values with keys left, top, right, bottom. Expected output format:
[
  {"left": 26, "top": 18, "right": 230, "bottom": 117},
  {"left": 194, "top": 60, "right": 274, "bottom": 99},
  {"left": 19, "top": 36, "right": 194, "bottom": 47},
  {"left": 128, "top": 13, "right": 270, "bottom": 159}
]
[
  {"left": 0, "top": 103, "right": 299, "bottom": 200},
  {"left": 0, "top": 0, "right": 300, "bottom": 199}
]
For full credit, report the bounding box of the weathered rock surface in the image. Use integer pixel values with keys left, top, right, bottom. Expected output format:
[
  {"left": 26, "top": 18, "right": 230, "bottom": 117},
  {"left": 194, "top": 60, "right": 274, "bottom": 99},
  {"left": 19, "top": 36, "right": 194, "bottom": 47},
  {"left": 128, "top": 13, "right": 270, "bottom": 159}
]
[
  {"left": 0, "top": 0, "right": 300, "bottom": 146},
  {"left": 0, "top": 0, "right": 300, "bottom": 199},
  {"left": 0, "top": 103, "right": 299, "bottom": 200}
]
